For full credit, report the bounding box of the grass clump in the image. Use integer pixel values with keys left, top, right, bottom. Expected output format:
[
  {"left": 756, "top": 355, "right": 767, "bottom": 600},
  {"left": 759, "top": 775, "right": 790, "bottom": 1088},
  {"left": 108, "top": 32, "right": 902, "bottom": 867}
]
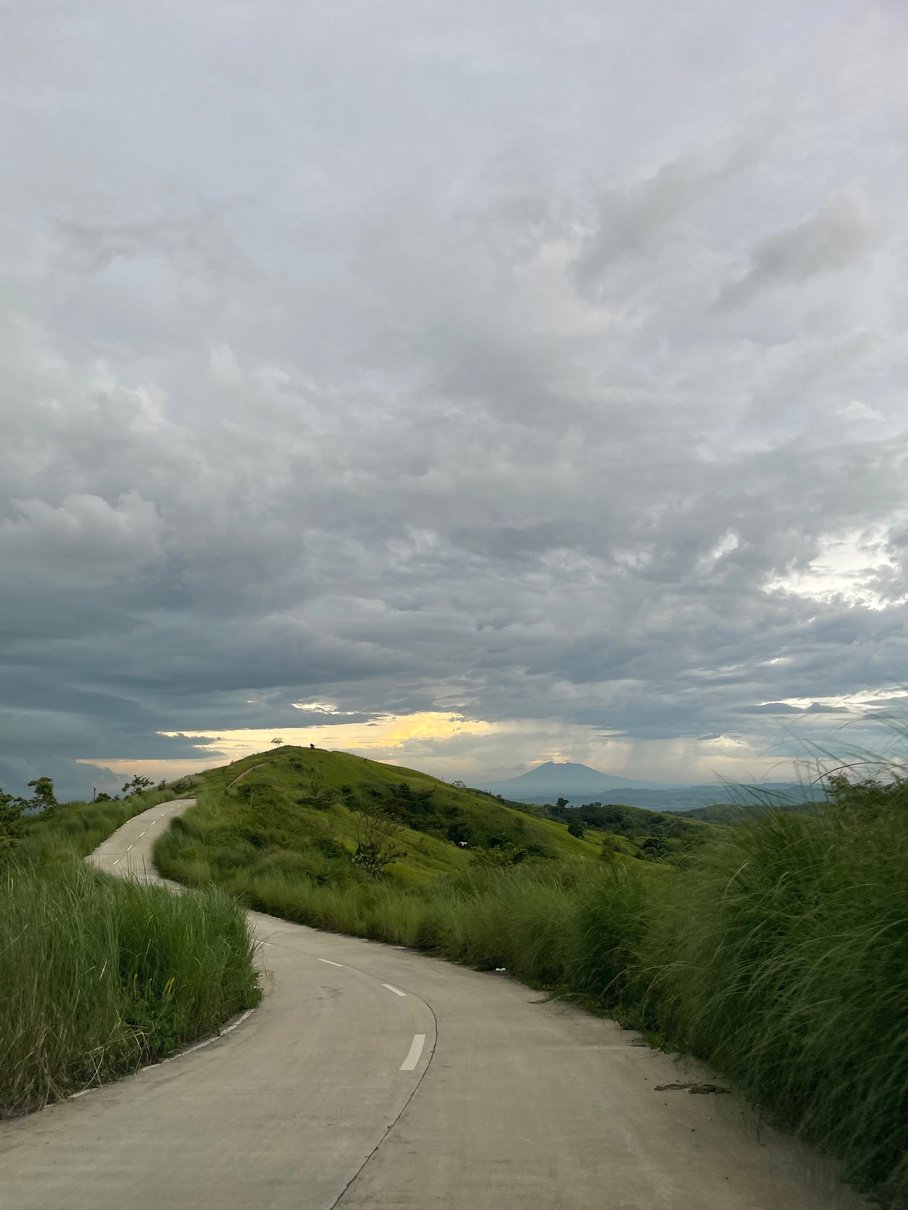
[
  {"left": 643, "top": 776, "right": 908, "bottom": 1203},
  {"left": 0, "top": 859, "right": 259, "bottom": 1117}
]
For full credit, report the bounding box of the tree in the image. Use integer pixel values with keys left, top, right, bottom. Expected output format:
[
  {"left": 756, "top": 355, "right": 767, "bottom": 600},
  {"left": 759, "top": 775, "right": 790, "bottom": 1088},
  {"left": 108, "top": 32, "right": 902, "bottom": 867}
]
[
  {"left": 567, "top": 816, "right": 586, "bottom": 839},
  {"left": 300, "top": 773, "right": 334, "bottom": 810},
  {"left": 351, "top": 804, "right": 406, "bottom": 878},
  {"left": 640, "top": 835, "right": 668, "bottom": 861},
  {"left": 121, "top": 774, "right": 154, "bottom": 796},
  {"left": 0, "top": 788, "right": 25, "bottom": 862},
  {"left": 271, "top": 737, "right": 283, "bottom": 747},
  {"left": 27, "top": 777, "right": 57, "bottom": 810}
]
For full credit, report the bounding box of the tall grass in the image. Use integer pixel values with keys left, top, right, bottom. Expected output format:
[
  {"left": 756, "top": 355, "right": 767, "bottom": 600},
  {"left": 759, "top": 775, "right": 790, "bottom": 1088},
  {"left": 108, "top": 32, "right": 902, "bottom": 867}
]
[
  {"left": 0, "top": 859, "right": 259, "bottom": 1116},
  {"left": 158, "top": 824, "right": 652, "bottom": 1016},
  {"left": 20, "top": 785, "right": 193, "bottom": 866},
  {"left": 644, "top": 787, "right": 908, "bottom": 1203}
]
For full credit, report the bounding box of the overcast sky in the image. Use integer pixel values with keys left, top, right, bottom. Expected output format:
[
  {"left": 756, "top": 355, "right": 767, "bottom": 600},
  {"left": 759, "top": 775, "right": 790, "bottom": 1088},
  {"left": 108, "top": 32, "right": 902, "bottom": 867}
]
[{"left": 3, "top": 1, "right": 908, "bottom": 798}]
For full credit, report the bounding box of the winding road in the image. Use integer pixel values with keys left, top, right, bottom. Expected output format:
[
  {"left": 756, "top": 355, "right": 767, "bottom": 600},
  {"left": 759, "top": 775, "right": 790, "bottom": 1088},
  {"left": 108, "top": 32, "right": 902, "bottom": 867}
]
[{"left": 0, "top": 800, "right": 868, "bottom": 1208}]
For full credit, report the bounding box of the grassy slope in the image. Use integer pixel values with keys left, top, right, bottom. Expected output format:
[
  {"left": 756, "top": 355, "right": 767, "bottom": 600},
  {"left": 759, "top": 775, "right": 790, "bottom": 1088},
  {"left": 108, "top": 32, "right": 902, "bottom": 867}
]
[
  {"left": 677, "top": 799, "right": 823, "bottom": 824},
  {"left": 156, "top": 746, "right": 603, "bottom": 895},
  {"left": 643, "top": 786, "right": 908, "bottom": 1204}
]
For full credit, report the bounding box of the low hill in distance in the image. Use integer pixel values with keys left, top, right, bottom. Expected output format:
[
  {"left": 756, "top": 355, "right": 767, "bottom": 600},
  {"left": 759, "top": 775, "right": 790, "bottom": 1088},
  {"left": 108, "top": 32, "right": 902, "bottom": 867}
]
[
  {"left": 676, "top": 797, "right": 826, "bottom": 824},
  {"left": 492, "top": 778, "right": 828, "bottom": 814}
]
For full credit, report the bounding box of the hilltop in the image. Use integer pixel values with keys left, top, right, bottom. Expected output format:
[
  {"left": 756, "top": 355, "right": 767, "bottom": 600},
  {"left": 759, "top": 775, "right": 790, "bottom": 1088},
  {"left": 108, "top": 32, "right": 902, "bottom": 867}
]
[{"left": 157, "top": 745, "right": 605, "bottom": 893}]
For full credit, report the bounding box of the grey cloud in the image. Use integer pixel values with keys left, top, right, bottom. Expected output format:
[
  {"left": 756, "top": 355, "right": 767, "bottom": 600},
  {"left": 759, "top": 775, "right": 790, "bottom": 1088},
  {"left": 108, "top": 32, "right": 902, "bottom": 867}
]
[
  {"left": 2, "top": 1, "right": 908, "bottom": 797},
  {"left": 718, "top": 192, "right": 875, "bottom": 308},
  {"left": 572, "top": 130, "right": 768, "bottom": 291},
  {"left": 734, "top": 703, "right": 850, "bottom": 715},
  {"left": 0, "top": 491, "right": 164, "bottom": 587}
]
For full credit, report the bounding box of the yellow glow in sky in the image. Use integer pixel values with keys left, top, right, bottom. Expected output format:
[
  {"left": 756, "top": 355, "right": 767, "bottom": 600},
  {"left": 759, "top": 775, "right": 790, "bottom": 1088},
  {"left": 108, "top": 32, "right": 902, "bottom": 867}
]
[
  {"left": 157, "top": 711, "right": 504, "bottom": 761},
  {"left": 77, "top": 711, "right": 815, "bottom": 789},
  {"left": 77, "top": 712, "right": 505, "bottom": 782}
]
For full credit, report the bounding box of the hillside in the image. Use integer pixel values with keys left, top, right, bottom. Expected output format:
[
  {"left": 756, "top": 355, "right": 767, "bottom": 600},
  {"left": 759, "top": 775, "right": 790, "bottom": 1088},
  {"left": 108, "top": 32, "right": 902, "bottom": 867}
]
[
  {"left": 544, "top": 799, "right": 710, "bottom": 857},
  {"left": 156, "top": 745, "right": 604, "bottom": 895}
]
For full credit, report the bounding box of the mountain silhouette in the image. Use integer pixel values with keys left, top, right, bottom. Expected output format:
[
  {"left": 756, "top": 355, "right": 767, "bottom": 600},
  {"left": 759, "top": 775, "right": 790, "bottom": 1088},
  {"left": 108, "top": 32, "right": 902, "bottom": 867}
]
[{"left": 478, "top": 761, "right": 660, "bottom": 798}]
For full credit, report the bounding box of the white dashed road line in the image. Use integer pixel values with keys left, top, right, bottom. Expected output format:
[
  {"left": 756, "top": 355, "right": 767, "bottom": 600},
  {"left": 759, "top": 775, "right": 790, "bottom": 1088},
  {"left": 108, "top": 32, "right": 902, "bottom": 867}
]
[
  {"left": 400, "top": 1034, "right": 426, "bottom": 1071},
  {"left": 382, "top": 983, "right": 406, "bottom": 998},
  {"left": 318, "top": 958, "right": 345, "bottom": 969}
]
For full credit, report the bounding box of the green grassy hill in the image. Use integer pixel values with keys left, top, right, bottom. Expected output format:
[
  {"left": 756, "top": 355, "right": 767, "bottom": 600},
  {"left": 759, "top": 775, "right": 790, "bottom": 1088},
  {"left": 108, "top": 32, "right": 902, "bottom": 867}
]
[{"left": 156, "top": 745, "right": 604, "bottom": 896}]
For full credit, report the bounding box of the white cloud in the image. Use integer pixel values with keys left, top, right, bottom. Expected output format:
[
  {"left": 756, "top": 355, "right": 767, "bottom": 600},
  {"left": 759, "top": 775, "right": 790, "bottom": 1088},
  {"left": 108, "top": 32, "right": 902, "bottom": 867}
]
[
  {"left": 765, "top": 526, "right": 908, "bottom": 610},
  {"left": 835, "top": 399, "right": 883, "bottom": 424}
]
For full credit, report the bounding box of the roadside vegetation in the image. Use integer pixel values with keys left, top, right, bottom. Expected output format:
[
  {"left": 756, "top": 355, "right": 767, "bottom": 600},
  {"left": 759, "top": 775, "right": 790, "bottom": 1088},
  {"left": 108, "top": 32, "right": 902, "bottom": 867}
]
[
  {"left": 155, "top": 746, "right": 907, "bottom": 1206},
  {"left": 642, "top": 776, "right": 908, "bottom": 1206},
  {"left": 0, "top": 776, "right": 260, "bottom": 1117},
  {"left": 16, "top": 775, "right": 201, "bottom": 866}
]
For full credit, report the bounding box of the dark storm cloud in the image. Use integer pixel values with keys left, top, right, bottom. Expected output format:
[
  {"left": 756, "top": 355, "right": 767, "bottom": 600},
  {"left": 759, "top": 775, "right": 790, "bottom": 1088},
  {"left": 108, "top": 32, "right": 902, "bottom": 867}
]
[{"left": 2, "top": 1, "right": 908, "bottom": 795}]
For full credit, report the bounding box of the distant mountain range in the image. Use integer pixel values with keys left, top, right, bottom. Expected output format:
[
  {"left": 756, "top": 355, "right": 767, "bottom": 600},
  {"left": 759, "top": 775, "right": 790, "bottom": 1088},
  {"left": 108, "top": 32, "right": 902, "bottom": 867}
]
[
  {"left": 475, "top": 761, "right": 827, "bottom": 813},
  {"left": 477, "top": 761, "right": 662, "bottom": 797}
]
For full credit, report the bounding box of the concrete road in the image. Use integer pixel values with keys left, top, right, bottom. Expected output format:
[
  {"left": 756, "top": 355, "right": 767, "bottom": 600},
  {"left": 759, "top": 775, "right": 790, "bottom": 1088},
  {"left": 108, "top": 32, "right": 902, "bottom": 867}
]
[{"left": 0, "top": 800, "right": 869, "bottom": 1209}]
